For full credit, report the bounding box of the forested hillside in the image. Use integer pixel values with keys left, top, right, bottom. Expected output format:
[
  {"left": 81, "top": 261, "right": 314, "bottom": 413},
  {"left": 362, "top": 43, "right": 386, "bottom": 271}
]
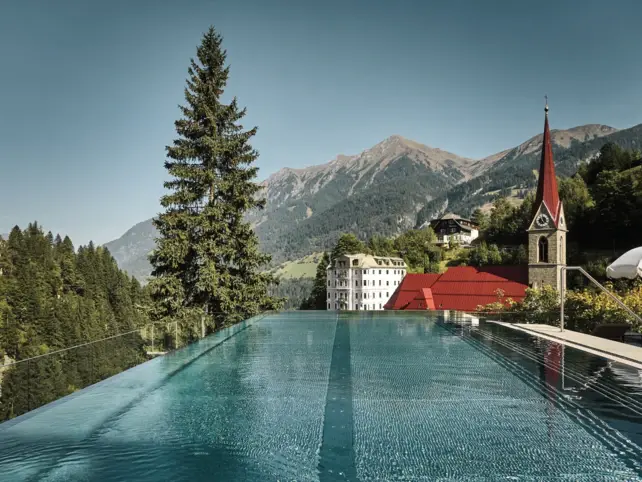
[
  {"left": 104, "top": 124, "right": 623, "bottom": 280},
  {"left": 0, "top": 223, "right": 149, "bottom": 421},
  {"left": 416, "top": 123, "right": 642, "bottom": 225},
  {"left": 461, "top": 142, "right": 642, "bottom": 285}
]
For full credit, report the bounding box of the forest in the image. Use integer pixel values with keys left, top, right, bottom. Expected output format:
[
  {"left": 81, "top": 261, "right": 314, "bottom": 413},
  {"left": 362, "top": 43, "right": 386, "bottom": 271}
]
[
  {"left": 0, "top": 224, "right": 150, "bottom": 421},
  {"left": 466, "top": 142, "right": 642, "bottom": 279}
]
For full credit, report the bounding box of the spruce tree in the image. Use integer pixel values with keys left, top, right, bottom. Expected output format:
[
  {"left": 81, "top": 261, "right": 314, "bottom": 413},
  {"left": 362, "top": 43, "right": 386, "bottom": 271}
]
[
  {"left": 149, "top": 26, "right": 282, "bottom": 330},
  {"left": 300, "top": 252, "right": 330, "bottom": 310}
]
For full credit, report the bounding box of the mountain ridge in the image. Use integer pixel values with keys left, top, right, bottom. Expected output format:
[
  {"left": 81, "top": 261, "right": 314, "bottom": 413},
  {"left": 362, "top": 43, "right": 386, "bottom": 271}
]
[{"left": 104, "top": 123, "right": 623, "bottom": 282}]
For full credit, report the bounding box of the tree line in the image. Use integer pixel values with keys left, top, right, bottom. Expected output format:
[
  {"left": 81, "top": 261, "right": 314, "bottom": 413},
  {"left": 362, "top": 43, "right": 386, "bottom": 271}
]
[
  {"left": 0, "top": 224, "right": 149, "bottom": 421},
  {"left": 465, "top": 142, "right": 642, "bottom": 284}
]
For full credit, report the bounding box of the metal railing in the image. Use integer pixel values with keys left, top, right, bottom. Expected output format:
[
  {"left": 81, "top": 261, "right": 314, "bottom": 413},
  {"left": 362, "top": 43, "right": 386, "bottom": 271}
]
[
  {"left": 0, "top": 312, "right": 272, "bottom": 422},
  {"left": 560, "top": 266, "right": 642, "bottom": 332}
]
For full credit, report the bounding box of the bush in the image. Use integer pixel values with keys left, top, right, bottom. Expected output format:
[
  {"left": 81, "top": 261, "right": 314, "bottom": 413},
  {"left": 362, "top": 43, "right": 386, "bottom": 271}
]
[
  {"left": 565, "top": 285, "right": 642, "bottom": 333},
  {"left": 476, "top": 284, "right": 642, "bottom": 334}
]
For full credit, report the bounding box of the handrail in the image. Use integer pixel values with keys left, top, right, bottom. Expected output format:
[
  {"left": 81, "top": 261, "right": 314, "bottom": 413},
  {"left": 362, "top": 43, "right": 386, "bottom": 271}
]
[
  {"left": 0, "top": 319, "right": 180, "bottom": 368},
  {"left": 560, "top": 266, "right": 642, "bottom": 332}
]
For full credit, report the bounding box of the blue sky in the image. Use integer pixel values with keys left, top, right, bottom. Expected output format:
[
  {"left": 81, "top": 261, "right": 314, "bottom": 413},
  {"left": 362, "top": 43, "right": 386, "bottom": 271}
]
[{"left": 1, "top": 0, "right": 642, "bottom": 246}]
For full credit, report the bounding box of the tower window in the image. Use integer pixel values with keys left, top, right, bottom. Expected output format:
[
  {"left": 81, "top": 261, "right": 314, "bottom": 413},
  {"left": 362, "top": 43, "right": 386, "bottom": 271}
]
[{"left": 538, "top": 236, "right": 549, "bottom": 263}]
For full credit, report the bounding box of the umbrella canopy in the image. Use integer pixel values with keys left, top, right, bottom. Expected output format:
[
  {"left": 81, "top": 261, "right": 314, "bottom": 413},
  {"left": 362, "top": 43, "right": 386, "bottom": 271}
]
[{"left": 606, "top": 247, "right": 642, "bottom": 279}]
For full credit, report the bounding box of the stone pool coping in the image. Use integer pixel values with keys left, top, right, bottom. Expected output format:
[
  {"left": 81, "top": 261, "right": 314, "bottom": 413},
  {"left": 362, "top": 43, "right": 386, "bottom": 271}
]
[{"left": 489, "top": 321, "right": 642, "bottom": 370}]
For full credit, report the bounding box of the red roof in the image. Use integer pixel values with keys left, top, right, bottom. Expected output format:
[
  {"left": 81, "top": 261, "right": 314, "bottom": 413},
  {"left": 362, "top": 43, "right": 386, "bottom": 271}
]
[
  {"left": 384, "top": 274, "right": 440, "bottom": 310},
  {"left": 385, "top": 266, "right": 528, "bottom": 312},
  {"left": 534, "top": 106, "right": 561, "bottom": 226}
]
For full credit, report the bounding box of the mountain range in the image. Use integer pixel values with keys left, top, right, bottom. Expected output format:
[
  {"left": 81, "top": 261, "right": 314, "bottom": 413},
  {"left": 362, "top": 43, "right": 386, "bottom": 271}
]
[{"left": 104, "top": 122, "right": 642, "bottom": 282}]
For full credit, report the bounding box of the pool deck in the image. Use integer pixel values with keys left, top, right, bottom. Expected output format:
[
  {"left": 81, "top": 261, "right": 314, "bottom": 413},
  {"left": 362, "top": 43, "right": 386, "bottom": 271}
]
[{"left": 490, "top": 321, "right": 642, "bottom": 369}]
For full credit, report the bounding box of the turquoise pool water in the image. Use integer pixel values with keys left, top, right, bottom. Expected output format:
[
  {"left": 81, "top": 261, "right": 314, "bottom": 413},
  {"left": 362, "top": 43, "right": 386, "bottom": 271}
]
[{"left": 1, "top": 311, "right": 642, "bottom": 481}]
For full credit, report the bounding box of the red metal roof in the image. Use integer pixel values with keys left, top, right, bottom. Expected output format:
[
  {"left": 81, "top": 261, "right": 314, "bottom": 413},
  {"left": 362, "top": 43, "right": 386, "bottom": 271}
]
[
  {"left": 436, "top": 266, "right": 528, "bottom": 284},
  {"left": 385, "top": 266, "right": 528, "bottom": 312},
  {"left": 384, "top": 274, "right": 441, "bottom": 310},
  {"left": 534, "top": 106, "right": 561, "bottom": 226},
  {"left": 398, "top": 273, "right": 441, "bottom": 289}
]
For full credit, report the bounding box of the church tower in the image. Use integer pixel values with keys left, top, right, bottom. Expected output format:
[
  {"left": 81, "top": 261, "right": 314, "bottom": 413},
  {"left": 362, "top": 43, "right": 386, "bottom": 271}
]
[{"left": 528, "top": 101, "right": 567, "bottom": 292}]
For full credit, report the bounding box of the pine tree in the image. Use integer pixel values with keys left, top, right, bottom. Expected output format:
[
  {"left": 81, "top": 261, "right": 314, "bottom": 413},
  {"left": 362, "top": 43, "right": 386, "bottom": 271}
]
[
  {"left": 300, "top": 252, "right": 330, "bottom": 310},
  {"left": 148, "top": 26, "right": 282, "bottom": 331},
  {"left": 331, "top": 234, "right": 366, "bottom": 261}
]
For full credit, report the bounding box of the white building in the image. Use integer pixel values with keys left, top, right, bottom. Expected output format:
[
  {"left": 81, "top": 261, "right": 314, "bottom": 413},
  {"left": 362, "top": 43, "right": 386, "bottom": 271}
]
[{"left": 326, "top": 253, "right": 407, "bottom": 311}]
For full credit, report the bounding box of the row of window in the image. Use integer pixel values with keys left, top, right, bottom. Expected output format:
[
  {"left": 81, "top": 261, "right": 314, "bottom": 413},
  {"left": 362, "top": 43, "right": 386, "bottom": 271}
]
[
  {"left": 333, "top": 269, "right": 405, "bottom": 277},
  {"left": 328, "top": 303, "right": 384, "bottom": 310},
  {"left": 329, "top": 292, "right": 389, "bottom": 300},
  {"left": 329, "top": 279, "right": 401, "bottom": 287}
]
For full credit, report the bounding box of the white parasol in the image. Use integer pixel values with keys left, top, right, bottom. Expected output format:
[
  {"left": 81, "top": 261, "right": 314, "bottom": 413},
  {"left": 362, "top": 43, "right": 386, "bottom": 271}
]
[{"left": 606, "top": 247, "right": 642, "bottom": 280}]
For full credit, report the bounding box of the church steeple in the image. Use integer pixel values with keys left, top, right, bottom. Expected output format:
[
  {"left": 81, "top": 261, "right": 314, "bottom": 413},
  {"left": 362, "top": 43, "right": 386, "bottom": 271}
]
[
  {"left": 527, "top": 99, "right": 567, "bottom": 293},
  {"left": 534, "top": 98, "right": 562, "bottom": 226}
]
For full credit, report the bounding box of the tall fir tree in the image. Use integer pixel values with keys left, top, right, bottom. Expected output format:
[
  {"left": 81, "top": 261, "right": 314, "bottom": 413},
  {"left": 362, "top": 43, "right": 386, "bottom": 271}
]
[
  {"left": 300, "top": 252, "right": 330, "bottom": 310},
  {"left": 148, "top": 26, "right": 282, "bottom": 330}
]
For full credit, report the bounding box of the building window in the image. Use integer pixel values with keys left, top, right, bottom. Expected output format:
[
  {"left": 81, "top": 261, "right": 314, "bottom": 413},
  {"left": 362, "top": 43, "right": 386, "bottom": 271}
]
[
  {"left": 335, "top": 303, "right": 338, "bottom": 310},
  {"left": 379, "top": 304, "right": 382, "bottom": 309},
  {"left": 386, "top": 281, "right": 389, "bottom": 286},
  {"left": 355, "top": 280, "right": 359, "bottom": 286},
  {"left": 386, "top": 292, "right": 389, "bottom": 297},
  {"left": 379, "top": 270, "right": 381, "bottom": 274},
  {"left": 355, "top": 304, "right": 359, "bottom": 310},
  {"left": 386, "top": 270, "right": 389, "bottom": 274},
  {"left": 327, "top": 280, "right": 330, "bottom": 286},
  {"left": 334, "top": 292, "right": 337, "bottom": 299},
  {"left": 379, "top": 292, "right": 382, "bottom": 298},
  {"left": 327, "top": 303, "right": 330, "bottom": 309},
  {"left": 538, "top": 236, "right": 549, "bottom": 263},
  {"left": 352, "top": 259, "right": 358, "bottom": 266},
  {"left": 379, "top": 280, "right": 382, "bottom": 286}
]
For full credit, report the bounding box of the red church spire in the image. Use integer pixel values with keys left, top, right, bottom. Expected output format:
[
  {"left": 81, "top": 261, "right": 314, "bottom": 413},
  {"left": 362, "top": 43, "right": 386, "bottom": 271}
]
[{"left": 534, "top": 99, "right": 561, "bottom": 225}]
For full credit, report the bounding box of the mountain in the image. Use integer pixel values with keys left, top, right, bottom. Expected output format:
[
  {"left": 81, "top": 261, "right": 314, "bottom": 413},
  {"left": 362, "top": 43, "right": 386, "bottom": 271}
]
[
  {"left": 103, "top": 219, "right": 158, "bottom": 283},
  {"left": 104, "top": 124, "right": 630, "bottom": 281},
  {"left": 248, "top": 135, "right": 486, "bottom": 263},
  {"left": 415, "top": 123, "right": 633, "bottom": 225}
]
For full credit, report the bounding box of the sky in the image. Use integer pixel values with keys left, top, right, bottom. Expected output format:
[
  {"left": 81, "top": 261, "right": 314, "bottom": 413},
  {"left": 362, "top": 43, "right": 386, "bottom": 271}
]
[{"left": 2, "top": 0, "right": 642, "bottom": 246}]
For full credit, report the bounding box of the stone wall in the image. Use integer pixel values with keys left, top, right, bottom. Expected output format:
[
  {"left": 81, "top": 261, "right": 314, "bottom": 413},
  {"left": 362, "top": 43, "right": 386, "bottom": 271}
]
[{"left": 528, "top": 229, "right": 566, "bottom": 291}]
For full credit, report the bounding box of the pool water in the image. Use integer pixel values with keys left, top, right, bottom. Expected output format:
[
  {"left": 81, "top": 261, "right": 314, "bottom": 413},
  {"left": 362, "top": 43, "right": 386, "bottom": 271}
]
[{"left": 1, "top": 311, "right": 642, "bottom": 481}]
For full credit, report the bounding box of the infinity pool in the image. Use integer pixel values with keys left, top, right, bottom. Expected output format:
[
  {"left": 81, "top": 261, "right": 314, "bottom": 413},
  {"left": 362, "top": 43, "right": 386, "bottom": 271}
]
[{"left": 1, "top": 312, "right": 642, "bottom": 481}]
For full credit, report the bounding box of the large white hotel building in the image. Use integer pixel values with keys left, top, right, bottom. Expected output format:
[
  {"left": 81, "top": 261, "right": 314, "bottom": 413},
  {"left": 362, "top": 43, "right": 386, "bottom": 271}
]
[{"left": 326, "top": 254, "right": 407, "bottom": 311}]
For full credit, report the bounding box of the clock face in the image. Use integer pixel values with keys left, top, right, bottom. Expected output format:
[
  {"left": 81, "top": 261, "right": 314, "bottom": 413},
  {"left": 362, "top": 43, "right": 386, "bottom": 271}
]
[{"left": 536, "top": 213, "right": 549, "bottom": 227}]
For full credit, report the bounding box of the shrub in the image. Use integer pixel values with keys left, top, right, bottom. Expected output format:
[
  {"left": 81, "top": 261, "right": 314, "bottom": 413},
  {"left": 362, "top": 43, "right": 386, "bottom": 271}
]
[
  {"left": 476, "top": 284, "right": 642, "bottom": 334},
  {"left": 565, "top": 285, "right": 642, "bottom": 333}
]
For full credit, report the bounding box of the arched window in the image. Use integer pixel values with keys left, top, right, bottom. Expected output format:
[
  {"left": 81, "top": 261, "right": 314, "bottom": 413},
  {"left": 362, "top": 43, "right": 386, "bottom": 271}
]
[{"left": 538, "top": 237, "right": 549, "bottom": 263}]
